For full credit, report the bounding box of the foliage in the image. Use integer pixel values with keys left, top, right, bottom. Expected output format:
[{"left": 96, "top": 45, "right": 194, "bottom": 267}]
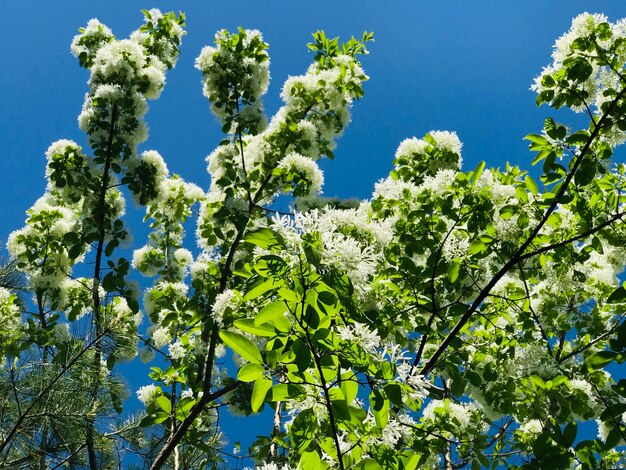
[{"left": 2, "top": 8, "right": 626, "bottom": 470}]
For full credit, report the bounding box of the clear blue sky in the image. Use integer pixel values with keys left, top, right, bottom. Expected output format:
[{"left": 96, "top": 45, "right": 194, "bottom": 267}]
[{"left": 2, "top": 1, "right": 626, "bottom": 466}]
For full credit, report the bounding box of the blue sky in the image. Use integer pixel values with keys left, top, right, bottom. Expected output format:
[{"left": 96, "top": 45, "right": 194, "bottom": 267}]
[{"left": 2, "top": 1, "right": 626, "bottom": 466}]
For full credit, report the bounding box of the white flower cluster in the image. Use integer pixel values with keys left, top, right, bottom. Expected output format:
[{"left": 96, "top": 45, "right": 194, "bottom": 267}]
[
  {"left": 0, "top": 287, "right": 22, "bottom": 353},
  {"left": 510, "top": 344, "right": 560, "bottom": 379},
  {"left": 531, "top": 13, "right": 626, "bottom": 145},
  {"left": 144, "top": 280, "right": 190, "bottom": 341},
  {"left": 392, "top": 130, "right": 463, "bottom": 183},
  {"left": 395, "top": 362, "right": 429, "bottom": 400},
  {"left": 70, "top": 19, "right": 114, "bottom": 62},
  {"left": 195, "top": 29, "right": 270, "bottom": 128},
  {"left": 420, "top": 169, "right": 458, "bottom": 196},
  {"left": 276, "top": 152, "right": 325, "bottom": 196},
  {"left": 74, "top": 10, "right": 184, "bottom": 159},
  {"left": 196, "top": 41, "right": 368, "bottom": 268},
  {"left": 292, "top": 208, "right": 382, "bottom": 294},
  {"left": 211, "top": 289, "right": 241, "bottom": 327},
  {"left": 337, "top": 321, "right": 381, "bottom": 354},
  {"left": 7, "top": 193, "right": 83, "bottom": 297},
  {"left": 136, "top": 383, "right": 159, "bottom": 405},
  {"left": 130, "top": 9, "right": 184, "bottom": 69},
  {"left": 133, "top": 169, "right": 204, "bottom": 286},
  {"left": 421, "top": 399, "right": 488, "bottom": 435},
  {"left": 372, "top": 177, "right": 420, "bottom": 202},
  {"left": 168, "top": 341, "right": 186, "bottom": 360}
]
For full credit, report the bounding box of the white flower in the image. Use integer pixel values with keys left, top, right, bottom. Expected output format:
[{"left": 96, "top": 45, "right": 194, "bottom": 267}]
[
  {"left": 552, "top": 13, "right": 609, "bottom": 63},
  {"left": 132, "top": 245, "right": 160, "bottom": 277},
  {"left": 92, "top": 39, "right": 146, "bottom": 81},
  {"left": 140, "top": 150, "right": 169, "bottom": 181},
  {"left": 337, "top": 322, "right": 381, "bottom": 354},
  {"left": 419, "top": 169, "right": 457, "bottom": 195},
  {"left": 151, "top": 327, "right": 171, "bottom": 348},
  {"left": 136, "top": 384, "right": 158, "bottom": 405},
  {"left": 111, "top": 297, "right": 132, "bottom": 319},
  {"left": 519, "top": 419, "right": 543, "bottom": 435},
  {"left": 395, "top": 137, "right": 428, "bottom": 160},
  {"left": 422, "top": 399, "right": 486, "bottom": 433},
  {"left": 429, "top": 130, "right": 462, "bottom": 156},
  {"left": 45, "top": 139, "right": 80, "bottom": 161},
  {"left": 278, "top": 152, "right": 324, "bottom": 195},
  {"left": 70, "top": 19, "right": 113, "bottom": 58},
  {"left": 173, "top": 248, "right": 193, "bottom": 270},
  {"left": 442, "top": 232, "right": 470, "bottom": 261},
  {"left": 168, "top": 341, "right": 186, "bottom": 360},
  {"left": 211, "top": 290, "right": 239, "bottom": 326},
  {"left": 373, "top": 177, "right": 419, "bottom": 201}
]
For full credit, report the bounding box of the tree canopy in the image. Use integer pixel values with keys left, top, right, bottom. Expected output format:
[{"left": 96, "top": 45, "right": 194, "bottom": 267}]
[{"left": 2, "top": 8, "right": 626, "bottom": 470}]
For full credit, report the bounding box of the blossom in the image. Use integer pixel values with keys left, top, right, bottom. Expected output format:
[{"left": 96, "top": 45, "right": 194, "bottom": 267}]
[
  {"left": 337, "top": 321, "right": 381, "bottom": 354},
  {"left": 395, "top": 137, "right": 428, "bottom": 161},
  {"left": 211, "top": 289, "right": 239, "bottom": 326},
  {"left": 519, "top": 419, "right": 543, "bottom": 435},
  {"left": 132, "top": 245, "right": 161, "bottom": 277},
  {"left": 70, "top": 19, "right": 114, "bottom": 59},
  {"left": 136, "top": 384, "right": 159, "bottom": 405},
  {"left": 429, "top": 130, "right": 463, "bottom": 156},
  {"left": 373, "top": 177, "right": 420, "bottom": 201},
  {"left": 419, "top": 169, "right": 457, "bottom": 195},
  {"left": 277, "top": 152, "right": 325, "bottom": 195},
  {"left": 140, "top": 150, "right": 169, "bottom": 182},
  {"left": 111, "top": 297, "right": 132, "bottom": 319},
  {"left": 0, "top": 287, "right": 22, "bottom": 350},
  {"left": 422, "top": 399, "right": 487, "bottom": 434},
  {"left": 168, "top": 341, "right": 186, "bottom": 360},
  {"left": 151, "top": 327, "right": 171, "bottom": 348}
]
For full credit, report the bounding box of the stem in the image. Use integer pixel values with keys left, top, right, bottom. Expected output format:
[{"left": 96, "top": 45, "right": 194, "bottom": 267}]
[
  {"left": 86, "top": 103, "right": 118, "bottom": 470},
  {"left": 420, "top": 85, "right": 626, "bottom": 376},
  {"left": 151, "top": 104, "right": 316, "bottom": 469},
  {"left": 148, "top": 382, "right": 240, "bottom": 469},
  {"left": 413, "top": 219, "right": 460, "bottom": 368}
]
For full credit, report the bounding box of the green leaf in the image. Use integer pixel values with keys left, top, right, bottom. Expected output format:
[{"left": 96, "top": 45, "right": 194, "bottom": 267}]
[
  {"left": 607, "top": 286, "right": 626, "bottom": 304},
  {"left": 291, "top": 408, "right": 316, "bottom": 451},
  {"left": 606, "top": 427, "right": 622, "bottom": 449},
  {"left": 219, "top": 330, "right": 263, "bottom": 364},
  {"left": 525, "top": 175, "right": 539, "bottom": 194},
  {"left": 370, "top": 389, "right": 389, "bottom": 428},
  {"left": 237, "top": 363, "right": 265, "bottom": 382},
  {"left": 268, "top": 383, "right": 304, "bottom": 401},
  {"left": 565, "top": 131, "right": 590, "bottom": 146},
  {"left": 468, "top": 240, "right": 485, "bottom": 255},
  {"left": 251, "top": 376, "right": 272, "bottom": 412},
  {"left": 341, "top": 378, "right": 358, "bottom": 403},
  {"left": 299, "top": 450, "right": 324, "bottom": 470},
  {"left": 234, "top": 318, "right": 276, "bottom": 337},
  {"left": 586, "top": 350, "right": 615, "bottom": 370},
  {"left": 293, "top": 339, "right": 312, "bottom": 372},
  {"left": 471, "top": 161, "right": 486, "bottom": 184},
  {"left": 446, "top": 260, "right": 460, "bottom": 283},
  {"left": 525, "top": 133, "right": 549, "bottom": 148},
  {"left": 255, "top": 301, "right": 288, "bottom": 325},
  {"left": 244, "top": 278, "right": 283, "bottom": 301},
  {"left": 529, "top": 375, "right": 546, "bottom": 389},
  {"left": 153, "top": 411, "right": 170, "bottom": 424},
  {"left": 156, "top": 396, "right": 171, "bottom": 414},
  {"left": 575, "top": 158, "right": 596, "bottom": 187},
  {"left": 563, "top": 422, "right": 577, "bottom": 448},
  {"left": 244, "top": 228, "right": 286, "bottom": 250}
]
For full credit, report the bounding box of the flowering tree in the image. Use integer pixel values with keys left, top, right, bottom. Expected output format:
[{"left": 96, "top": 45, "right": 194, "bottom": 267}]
[{"left": 2, "top": 8, "right": 626, "bottom": 469}]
